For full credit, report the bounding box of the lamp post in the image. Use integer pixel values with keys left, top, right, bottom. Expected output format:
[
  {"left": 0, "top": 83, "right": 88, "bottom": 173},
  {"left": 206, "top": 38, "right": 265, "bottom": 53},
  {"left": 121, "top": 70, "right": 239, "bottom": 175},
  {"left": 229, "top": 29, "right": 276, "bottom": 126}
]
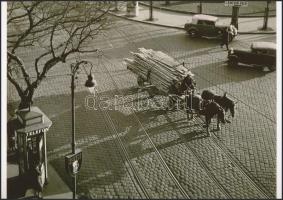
[{"left": 66, "top": 60, "right": 95, "bottom": 199}]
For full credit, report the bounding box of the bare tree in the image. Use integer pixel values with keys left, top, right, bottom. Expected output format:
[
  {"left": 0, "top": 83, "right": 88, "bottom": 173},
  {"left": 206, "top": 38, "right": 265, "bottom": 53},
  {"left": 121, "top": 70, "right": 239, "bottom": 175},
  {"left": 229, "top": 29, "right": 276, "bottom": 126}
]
[{"left": 7, "top": 1, "right": 113, "bottom": 109}]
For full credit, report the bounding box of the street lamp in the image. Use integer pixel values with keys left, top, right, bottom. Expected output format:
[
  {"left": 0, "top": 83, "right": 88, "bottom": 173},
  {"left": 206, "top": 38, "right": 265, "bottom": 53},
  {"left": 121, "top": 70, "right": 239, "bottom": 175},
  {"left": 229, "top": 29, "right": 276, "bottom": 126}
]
[
  {"left": 85, "top": 74, "right": 95, "bottom": 94},
  {"left": 65, "top": 60, "right": 95, "bottom": 199}
]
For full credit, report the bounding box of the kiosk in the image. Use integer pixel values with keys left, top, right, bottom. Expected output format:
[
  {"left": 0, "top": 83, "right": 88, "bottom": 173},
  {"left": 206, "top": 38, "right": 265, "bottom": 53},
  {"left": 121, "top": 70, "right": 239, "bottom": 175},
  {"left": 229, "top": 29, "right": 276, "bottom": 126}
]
[
  {"left": 10, "top": 106, "right": 52, "bottom": 187},
  {"left": 126, "top": 1, "right": 139, "bottom": 17}
]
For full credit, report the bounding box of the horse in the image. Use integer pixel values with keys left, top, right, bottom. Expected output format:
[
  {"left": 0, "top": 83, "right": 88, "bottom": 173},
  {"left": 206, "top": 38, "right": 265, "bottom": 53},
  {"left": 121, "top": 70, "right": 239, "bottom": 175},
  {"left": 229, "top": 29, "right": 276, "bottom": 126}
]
[
  {"left": 185, "top": 93, "right": 226, "bottom": 136},
  {"left": 201, "top": 90, "right": 235, "bottom": 121}
]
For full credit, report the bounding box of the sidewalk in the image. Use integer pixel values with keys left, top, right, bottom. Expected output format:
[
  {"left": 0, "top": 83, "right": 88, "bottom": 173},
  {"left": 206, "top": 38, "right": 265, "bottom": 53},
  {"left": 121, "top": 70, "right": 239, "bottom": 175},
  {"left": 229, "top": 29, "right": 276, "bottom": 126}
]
[
  {"left": 7, "top": 156, "right": 71, "bottom": 199},
  {"left": 42, "top": 163, "right": 71, "bottom": 199},
  {"left": 139, "top": 1, "right": 276, "bottom": 18},
  {"left": 110, "top": 4, "right": 276, "bottom": 34}
]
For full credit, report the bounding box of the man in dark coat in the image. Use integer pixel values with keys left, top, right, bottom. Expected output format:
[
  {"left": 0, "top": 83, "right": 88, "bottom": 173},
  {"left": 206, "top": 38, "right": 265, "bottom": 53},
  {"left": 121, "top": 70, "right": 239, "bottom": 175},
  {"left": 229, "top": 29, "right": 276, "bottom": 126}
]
[
  {"left": 180, "top": 72, "right": 196, "bottom": 94},
  {"left": 220, "top": 28, "right": 230, "bottom": 50}
]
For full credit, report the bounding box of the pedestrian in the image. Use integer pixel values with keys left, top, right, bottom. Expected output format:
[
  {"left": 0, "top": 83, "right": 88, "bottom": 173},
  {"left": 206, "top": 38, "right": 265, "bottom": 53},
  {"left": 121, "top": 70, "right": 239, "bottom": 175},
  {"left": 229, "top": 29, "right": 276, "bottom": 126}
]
[
  {"left": 220, "top": 27, "right": 230, "bottom": 50},
  {"left": 26, "top": 157, "right": 44, "bottom": 198},
  {"left": 33, "top": 162, "right": 44, "bottom": 198},
  {"left": 229, "top": 24, "right": 237, "bottom": 36}
]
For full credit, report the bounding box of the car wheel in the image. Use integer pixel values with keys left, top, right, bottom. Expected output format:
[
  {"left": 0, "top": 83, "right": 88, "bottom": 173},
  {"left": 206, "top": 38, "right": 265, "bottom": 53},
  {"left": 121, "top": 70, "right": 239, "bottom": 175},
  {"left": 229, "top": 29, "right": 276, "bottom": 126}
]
[
  {"left": 228, "top": 56, "right": 238, "bottom": 67},
  {"left": 188, "top": 29, "right": 198, "bottom": 37}
]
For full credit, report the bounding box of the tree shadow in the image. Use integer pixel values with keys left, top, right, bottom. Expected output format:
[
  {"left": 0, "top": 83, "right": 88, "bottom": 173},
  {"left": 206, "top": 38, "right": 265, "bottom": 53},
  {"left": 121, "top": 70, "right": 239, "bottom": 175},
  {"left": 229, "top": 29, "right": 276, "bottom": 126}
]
[{"left": 5, "top": 82, "right": 218, "bottom": 197}]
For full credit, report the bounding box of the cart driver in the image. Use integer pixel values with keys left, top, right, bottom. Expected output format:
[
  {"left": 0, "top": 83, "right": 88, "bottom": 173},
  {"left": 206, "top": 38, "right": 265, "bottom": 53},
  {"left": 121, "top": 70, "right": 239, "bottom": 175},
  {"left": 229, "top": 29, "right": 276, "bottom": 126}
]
[{"left": 180, "top": 71, "right": 196, "bottom": 95}]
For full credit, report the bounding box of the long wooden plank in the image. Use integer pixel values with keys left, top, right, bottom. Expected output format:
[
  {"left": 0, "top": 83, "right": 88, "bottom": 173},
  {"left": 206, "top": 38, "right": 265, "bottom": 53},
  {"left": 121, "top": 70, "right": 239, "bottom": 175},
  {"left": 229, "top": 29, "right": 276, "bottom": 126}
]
[{"left": 124, "top": 48, "right": 194, "bottom": 93}]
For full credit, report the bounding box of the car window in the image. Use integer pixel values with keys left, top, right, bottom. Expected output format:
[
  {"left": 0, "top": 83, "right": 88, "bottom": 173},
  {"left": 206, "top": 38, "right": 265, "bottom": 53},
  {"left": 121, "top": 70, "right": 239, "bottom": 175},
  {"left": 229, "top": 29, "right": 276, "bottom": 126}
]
[
  {"left": 205, "top": 21, "right": 215, "bottom": 26},
  {"left": 251, "top": 48, "right": 259, "bottom": 54},
  {"left": 197, "top": 20, "right": 204, "bottom": 25},
  {"left": 254, "top": 49, "right": 274, "bottom": 55},
  {"left": 268, "top": 50, "right": 276, "bottom": 56},
  {"left": 260, "top": 50, "right": 268, "bottom": 54}
]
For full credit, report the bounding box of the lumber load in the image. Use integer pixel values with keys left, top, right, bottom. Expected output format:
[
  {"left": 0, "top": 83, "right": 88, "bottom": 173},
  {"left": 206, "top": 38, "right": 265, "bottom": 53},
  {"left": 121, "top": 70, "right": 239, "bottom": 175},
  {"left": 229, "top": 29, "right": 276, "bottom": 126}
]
[{"left": 124, "top": 48, "right": 194, "bottom": 93}]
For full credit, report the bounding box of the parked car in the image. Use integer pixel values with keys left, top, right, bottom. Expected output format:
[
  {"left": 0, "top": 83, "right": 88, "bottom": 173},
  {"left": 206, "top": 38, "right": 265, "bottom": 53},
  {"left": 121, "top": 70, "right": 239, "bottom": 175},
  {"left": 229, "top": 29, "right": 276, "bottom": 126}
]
[
  {"left": 184, "top": 14, "right": 237, "bottom": 41},
  {"left": 227, "top": 42, "right": 276, "bottom": 71}
]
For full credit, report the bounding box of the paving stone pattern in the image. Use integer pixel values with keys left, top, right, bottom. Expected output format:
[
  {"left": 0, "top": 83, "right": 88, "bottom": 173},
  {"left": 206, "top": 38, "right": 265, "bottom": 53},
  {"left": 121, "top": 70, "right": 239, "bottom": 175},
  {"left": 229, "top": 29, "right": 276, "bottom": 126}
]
[{"left": 7, "top": 19, "right": 277, "bottom": 198}]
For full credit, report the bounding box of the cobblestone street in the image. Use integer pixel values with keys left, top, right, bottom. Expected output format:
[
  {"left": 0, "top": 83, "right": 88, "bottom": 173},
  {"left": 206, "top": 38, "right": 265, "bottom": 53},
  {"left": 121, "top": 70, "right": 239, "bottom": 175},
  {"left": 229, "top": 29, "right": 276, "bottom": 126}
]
[{"left": 7, "top": 18, "right": 277, "bottom": 198}]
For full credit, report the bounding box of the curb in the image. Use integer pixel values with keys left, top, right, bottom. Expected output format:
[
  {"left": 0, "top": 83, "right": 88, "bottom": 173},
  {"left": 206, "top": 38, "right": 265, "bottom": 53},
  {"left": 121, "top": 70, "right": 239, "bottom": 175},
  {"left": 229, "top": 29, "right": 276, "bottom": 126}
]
[
  {"left": 139, "top": 2, "right": 276, "bottom": 18},
  {"left": 109, "top": 12, "right": 276, "bottom": 35}
]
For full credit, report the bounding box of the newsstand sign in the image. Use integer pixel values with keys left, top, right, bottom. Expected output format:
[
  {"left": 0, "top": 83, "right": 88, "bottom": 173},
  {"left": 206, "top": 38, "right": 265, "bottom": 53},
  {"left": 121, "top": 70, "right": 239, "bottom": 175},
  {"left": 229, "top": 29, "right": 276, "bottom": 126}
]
[
  {"left": 224, "top": 1, "right": 248, "bottom": 7},
  {"left": 65, "top": 149, "right": 82, "bottom": 177}
]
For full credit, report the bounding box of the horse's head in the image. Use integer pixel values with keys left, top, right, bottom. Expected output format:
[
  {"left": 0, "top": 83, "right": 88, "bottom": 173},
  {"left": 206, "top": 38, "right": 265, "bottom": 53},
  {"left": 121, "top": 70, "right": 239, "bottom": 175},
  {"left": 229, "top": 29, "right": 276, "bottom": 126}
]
[
  {"left": 222, "top": 92, "right": 235, "bottom": 117},
  {"left": 201, "top": 90, "right": 215, "bottom": 101}
]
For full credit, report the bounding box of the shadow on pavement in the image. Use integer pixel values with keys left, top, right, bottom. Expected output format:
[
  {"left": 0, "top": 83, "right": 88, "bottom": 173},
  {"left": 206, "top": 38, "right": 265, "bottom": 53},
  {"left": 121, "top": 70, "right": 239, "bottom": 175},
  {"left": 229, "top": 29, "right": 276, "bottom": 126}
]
[{"left": 7, "top": 176, "right": 27, "bottom": 199}]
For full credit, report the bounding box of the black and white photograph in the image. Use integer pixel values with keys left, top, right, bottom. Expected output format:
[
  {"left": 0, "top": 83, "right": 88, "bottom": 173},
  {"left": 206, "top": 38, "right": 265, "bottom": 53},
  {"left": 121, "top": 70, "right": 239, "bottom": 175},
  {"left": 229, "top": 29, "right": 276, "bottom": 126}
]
[{"left": 1, "top": 0, "right": 282, "bottom": 199}]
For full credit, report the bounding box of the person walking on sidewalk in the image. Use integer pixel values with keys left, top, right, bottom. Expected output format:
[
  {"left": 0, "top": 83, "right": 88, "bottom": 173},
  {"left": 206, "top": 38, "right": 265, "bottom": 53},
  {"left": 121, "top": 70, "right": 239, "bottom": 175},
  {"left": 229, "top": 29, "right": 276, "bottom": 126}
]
[{"left": 220, "top": 27, "right": 230, "bottom": 50}]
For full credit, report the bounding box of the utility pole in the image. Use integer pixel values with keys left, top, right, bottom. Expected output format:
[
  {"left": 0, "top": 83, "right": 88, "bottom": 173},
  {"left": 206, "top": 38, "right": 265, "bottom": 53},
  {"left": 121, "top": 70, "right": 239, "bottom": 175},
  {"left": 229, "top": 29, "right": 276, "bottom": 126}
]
[
  {"left": 263, "top": 0, "right": 271, "bottom": 30},
  {"left": 231, "top": 6, "right": 240, "bottom": 29},
  {"left": 149, "top": 0, "right": 153, "bottom": 21},
  {"left": 199, "top": 1, "right": 202, "bottom": 14},
  {"left": 114, "top": 1, "right": 118, "bottom": 11}
]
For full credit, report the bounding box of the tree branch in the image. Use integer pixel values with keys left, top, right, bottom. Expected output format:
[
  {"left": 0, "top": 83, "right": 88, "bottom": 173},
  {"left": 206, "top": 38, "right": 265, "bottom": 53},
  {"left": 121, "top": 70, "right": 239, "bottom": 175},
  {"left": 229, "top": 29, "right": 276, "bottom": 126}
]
[
  {"left": 7, "top": 51, "right": 31, "bottom": 87},
  {"left": 7, "top": 72, "right": 24, "bottom": 97}
]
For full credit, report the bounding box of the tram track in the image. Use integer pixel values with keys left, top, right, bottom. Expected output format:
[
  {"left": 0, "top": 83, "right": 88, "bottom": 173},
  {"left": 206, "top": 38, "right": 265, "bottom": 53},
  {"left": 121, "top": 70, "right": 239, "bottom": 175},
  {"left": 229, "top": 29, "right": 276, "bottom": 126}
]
[
  {"left": 109, "top": 24, "right": 236, "bottom": 198},
  {"left": 151, "top": 99, "right": 233, "bottom": 198},
  {"left": 101, "top": 105, "right": 151, "bottom": 199},
  {"left": 192, "top": 114, "right": 274, "bottom": 198},
  {"left": 157, "top": 98, "right": 273, "bottom": 198},
  {"left": 95, "top": 52, "right": 191, "bottom": 198},
  {"left": 112, "top": 23, "right": 235, "bottom": 198},
  {"left": 100, "top": 21, "right": 274, "bottom": 198},
  {"left": 135, "top": 23, "right": 275, "bottom": 198},
  {"left": 209, "top": 131, "right": 274, "bottom": 198}
]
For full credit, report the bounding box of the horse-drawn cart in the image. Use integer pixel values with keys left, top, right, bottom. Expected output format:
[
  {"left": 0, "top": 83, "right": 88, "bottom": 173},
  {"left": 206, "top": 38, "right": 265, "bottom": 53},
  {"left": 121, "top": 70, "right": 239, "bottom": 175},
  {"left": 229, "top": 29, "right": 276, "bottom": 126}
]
[{"left": 124, "top": 48, "right": 234, "bottom": 136}]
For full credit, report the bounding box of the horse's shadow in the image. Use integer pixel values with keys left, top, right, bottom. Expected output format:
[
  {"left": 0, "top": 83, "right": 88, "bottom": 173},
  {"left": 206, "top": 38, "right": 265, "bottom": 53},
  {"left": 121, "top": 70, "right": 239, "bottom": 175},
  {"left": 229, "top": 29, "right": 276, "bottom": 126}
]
[
  {"left": 138, "top": 128, "right": 208, "bottom": 156},
  {"left": 182, "top": 130, "right": 208, "bottom": 141}
]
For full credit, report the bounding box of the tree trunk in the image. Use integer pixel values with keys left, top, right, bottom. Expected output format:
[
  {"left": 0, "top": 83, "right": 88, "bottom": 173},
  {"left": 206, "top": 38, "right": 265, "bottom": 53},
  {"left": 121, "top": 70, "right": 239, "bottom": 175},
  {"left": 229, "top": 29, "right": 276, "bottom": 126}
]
[{"left": 18, "top": 88, "right": 35, "bottom": 110}]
